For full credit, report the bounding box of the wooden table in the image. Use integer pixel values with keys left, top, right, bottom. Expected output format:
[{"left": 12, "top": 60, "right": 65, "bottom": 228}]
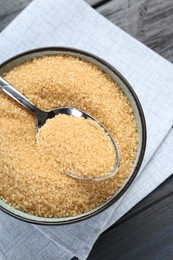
[{"left": 1, "top": 1, "right": 173, "bottom": 259}]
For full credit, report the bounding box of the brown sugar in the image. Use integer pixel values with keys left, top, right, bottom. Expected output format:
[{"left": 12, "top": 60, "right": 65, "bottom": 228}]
[
  {"left": 37, "top": 114, "right": 116, "bottom": 179},
  {"left": 0, "top": 55, "right": 138, "bottom": 218}
]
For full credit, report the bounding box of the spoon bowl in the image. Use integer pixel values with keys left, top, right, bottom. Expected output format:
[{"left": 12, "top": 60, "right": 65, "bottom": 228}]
[{"left": 0, "top": 76, "right": 120, "bottom": 181}]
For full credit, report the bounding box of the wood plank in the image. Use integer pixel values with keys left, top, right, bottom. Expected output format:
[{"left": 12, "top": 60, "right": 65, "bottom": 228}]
[
  {"left": 97, "top": 0, "right": 173, "bottom": 62},
  {"left": 0, "top": 0, "right": 97, "bottom": 32},
  {"left": 0, "top": 0, "right": 32, "bottom": 32},
  {"left": 85, "top": 0, "right": 101, "bottom": 6},
  {"left": 1, "top": 0, "right": 173, "bottom": 62},
  {"left": 87, "top": 175, "right": 173, "bottom": 259}
]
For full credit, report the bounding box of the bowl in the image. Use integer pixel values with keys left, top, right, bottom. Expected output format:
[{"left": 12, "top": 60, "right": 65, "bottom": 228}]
[{"left": 0, "top": 47, "right": 146, "bottom": 225}]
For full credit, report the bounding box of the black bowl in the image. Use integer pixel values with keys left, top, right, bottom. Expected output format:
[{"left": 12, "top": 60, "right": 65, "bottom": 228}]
[{"left": 0, "top": 47, "right": 147, "bottom": 225}]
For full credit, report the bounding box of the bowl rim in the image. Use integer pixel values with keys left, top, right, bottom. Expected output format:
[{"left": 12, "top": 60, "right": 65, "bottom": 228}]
[{"left": 0, "top": 46, "right": 147, "bottom": 225}]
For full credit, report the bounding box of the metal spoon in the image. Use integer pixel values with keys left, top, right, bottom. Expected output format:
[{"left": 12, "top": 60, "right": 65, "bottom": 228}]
[{"left": 0, "top": 76, "right": 120, "bottom": 181}]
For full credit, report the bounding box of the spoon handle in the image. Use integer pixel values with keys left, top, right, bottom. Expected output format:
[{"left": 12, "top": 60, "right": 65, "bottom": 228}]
[
  {"left": 0, "top": 77, "right": 50, "bottom": 127},
  {"left": 0, "top": 76, "right": 40, "bottom": 113}
]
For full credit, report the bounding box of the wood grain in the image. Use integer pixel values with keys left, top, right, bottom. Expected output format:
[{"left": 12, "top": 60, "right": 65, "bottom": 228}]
[
  {"left": 88, "top": 175, "right": 173, "bottom": 260},
  {"left": 0, "top": 0, "right": 32, "bottom": 32},
  {"left": 97, "top": 0, "right": 173, "bottom": 62},
  {"left": 1, "top": 0, "right": 173, "bottom": 62}
]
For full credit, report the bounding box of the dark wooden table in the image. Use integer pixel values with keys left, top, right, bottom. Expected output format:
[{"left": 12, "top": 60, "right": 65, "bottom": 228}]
[{"left": 1, "top": 1, "right": 173, "bottom": 259}]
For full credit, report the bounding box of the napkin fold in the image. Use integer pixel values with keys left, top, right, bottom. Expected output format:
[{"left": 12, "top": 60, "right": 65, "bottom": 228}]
[{"left": 0, "top": 0, "right": 173, "bottom": 259}]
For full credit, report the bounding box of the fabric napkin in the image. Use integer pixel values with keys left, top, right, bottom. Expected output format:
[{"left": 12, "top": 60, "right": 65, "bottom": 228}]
[{"left": 0, "top": 0, "right": 173, "bottom": 259}]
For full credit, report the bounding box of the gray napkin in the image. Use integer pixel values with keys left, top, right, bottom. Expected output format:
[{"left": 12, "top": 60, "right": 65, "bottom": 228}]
[{"left": 0, "top": 0, "right": 173, "bottom": 259}]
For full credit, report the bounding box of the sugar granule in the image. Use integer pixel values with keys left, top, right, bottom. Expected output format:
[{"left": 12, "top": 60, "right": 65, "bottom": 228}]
[{"left": 0, "top": 55, "right": 138, "bottom": 217}]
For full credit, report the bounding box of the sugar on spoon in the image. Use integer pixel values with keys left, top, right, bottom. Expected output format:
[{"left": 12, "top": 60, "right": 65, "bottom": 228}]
[{"left": 0, "top": 76, "right": 120, "bottom": 181}]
